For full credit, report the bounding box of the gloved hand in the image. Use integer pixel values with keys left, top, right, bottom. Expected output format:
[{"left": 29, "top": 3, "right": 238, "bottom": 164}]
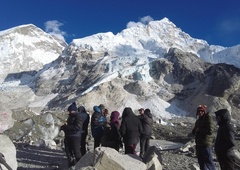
[{"left": 60, "top": 124, "right": 67, "bottom": 131}]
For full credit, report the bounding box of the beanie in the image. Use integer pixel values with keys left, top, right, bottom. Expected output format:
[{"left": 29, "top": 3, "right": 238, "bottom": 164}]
[
  {"left": 67, "top": 102, "right": 78, "bottom": 112},
  {"left": 98, "top": 104, "right": 105, "bottom": 110},
  {"left": 197, "top": 104, "right": 207, "bottom": 114}
]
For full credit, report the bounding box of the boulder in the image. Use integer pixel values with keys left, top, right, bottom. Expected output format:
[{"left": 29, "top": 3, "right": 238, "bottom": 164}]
[
  {"left": 0, "top": 134, "right": 17, "bottom": 170},
  {"left": 0, "top": 108, "right": 14, "bottom": 133},
  {"left": 76, "top": 147, "right": 146, "bottom": 170},
  {"left": 142, "top": 146, "right": 163, "bottom": 170}
]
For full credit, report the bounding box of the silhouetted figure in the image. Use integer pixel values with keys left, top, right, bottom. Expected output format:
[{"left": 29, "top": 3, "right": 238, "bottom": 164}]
[
  {"left": 215, "top": 109, "right": 236, "bottom": 170},
  {"left": 138, "top": 108, "right": 153, "bottom": 158},
  {"left": 78, "top": 106, "right": 90, "bottom": 156},
  {"left": 120, "top": 107, "right": 142, "bottom": 154}
]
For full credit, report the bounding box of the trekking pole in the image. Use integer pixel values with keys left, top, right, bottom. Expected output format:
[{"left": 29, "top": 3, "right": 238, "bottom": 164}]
[{"left": 0, "top": 153, "right": 13, "bottom": 170}]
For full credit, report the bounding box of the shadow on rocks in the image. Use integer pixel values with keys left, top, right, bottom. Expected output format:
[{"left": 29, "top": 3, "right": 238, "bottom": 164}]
[{"left": 15, "top": 143, "right": 68, "bottom": 170}]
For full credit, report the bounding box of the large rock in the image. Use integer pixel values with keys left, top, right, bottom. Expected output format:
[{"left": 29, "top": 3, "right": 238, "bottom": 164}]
[
  {"left": 142, "top": 146, "right": 163, "bottom": 170},
  {"left": 0, "top": 135, "right": 17, "bottom": 170},
  {"left": 76, "top": 147, "right": 146, "bottom": 170},
  {"left": 0, "top": 108, "right": 14, "bottom": 133}
]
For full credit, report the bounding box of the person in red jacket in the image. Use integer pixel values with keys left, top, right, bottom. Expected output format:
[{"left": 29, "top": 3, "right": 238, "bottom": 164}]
[{"left": 192, "top": 104, "right": 215, "bottom": 170}]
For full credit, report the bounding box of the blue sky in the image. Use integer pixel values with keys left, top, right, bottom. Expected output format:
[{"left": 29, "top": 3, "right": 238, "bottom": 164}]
[{"left": 1, "top": 0, "right": 240, "bottom": 47}]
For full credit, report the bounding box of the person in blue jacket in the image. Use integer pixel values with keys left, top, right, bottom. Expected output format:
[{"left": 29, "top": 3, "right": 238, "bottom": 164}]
[{"left": 91, "top": 104, "right": 107, "bottom": 149}]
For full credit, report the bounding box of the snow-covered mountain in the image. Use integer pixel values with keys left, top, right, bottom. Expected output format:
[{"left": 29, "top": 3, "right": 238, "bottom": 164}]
[
  {"left": 0, "top": 24, "right": 66, "bottom": 83},
  {"left": 0, "top": 17, "right": 240, "bottom": 129}
]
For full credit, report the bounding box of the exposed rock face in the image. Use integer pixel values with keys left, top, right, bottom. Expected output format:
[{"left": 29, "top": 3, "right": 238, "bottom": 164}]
[{"left": 149, "top": 48, "right": 240, "bottom": 118}]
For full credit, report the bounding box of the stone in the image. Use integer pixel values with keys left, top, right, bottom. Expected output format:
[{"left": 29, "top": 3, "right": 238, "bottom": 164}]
[{"left": 0, "top": 134, "right": 17, "bottom": 170}]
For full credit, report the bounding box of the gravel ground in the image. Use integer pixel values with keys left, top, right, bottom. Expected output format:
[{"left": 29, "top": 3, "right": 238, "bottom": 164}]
[
  {"left": 14, "top": 117, "right": 240, "bottom": 170},
  {"left": 16, "top": 143, "right": 68, "bottom": 170}
]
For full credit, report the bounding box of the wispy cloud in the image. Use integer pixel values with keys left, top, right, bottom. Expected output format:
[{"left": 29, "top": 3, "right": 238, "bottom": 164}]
[
  {"left": 215, "top": 17, "right": 240, "bottom": 46},
  {"left": 127, "top": 16, "right": 154, "bottom": 28},
  {"left": 44, "top": 20, "right": 66, "bottom": 41},
  {"left": 218, "top": 17, "right": 240, "bottom": 35}
]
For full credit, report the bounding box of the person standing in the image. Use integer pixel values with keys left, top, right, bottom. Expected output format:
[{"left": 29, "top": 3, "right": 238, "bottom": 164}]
[
  {"left": 78, "top": 106, "right": 90, "bottom": 156},
  {"left": 120, "top": 107, "right": 142, "bottom": 154},
  {"left": 60, "top": 102, "right": 83, "bottom": 168},
  {"left": 109, "top": 111, "right": 122, "bottom": 151},
  {"left": 91, "top": 104, "right": 107, "bottom": 149},
  {"left": 138, "top": 108, "right": 153, "bottom": 159},
  {"left": 192, "top": 105, "right": 215, "bottom": 170},
  {"left": 214, "top": 109, "right": 236, "bottom": 170}
]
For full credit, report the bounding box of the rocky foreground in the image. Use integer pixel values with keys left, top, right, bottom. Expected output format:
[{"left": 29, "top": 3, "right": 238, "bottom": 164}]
[
  {"left": 13, "top": 119, "right": 240, "bottom": 170},
  {"left": 2, "top": 115, "right": 240, "bottom": 170}
]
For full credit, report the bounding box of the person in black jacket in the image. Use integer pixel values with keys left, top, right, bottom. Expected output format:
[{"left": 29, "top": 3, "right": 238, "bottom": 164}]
[
  {"left": 120, "top": 107, "right": 142, "bottom": 154},
  {"left": 78, "top": 106, "right": 90, "bottom": 156},
  {"left": 138, "top": 108, "right": 153, "bottom": 158},
  {"left": 215, "top": 109, "right": 236, "bottom": 170},
  {"left": 60, "top": 102, "right": 83, "bottom": 168}
]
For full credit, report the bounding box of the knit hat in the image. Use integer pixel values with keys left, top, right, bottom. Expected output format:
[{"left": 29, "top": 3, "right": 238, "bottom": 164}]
[
  {"left": 98, "top": 104, "right": 105, "bottom": 110},
  {"left": 197, "top": 104, "right": 207, "bottom": 114},
  {"left": 138, "top": 108, "right": 144, "bottom": 111},
  {"left": 67, "top": 102, "right": 78, "bottom": 112}
]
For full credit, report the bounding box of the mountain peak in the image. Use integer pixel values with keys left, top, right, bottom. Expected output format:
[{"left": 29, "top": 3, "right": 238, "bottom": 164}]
[{"left": 0, "top": 24, "right": 65, "bottom": 81}]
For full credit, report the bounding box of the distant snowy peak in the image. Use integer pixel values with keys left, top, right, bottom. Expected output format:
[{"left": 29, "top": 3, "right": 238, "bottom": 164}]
[
  {"left": 0, "top": 24, "right": 65, "bottom": 79},
  {"left": 213, "top": 45, "right": 240, "bottom": 67},
  {"left": 71, "top": 18, "right": 212, "bottom": 60}
]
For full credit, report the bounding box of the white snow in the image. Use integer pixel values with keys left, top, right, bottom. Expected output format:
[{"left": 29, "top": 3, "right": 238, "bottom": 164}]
[{"left": 1, "top": 18, "right": 240, "bottom": 122}]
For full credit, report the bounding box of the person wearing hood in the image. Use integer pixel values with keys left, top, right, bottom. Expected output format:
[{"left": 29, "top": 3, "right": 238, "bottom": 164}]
[
  {"left": 109, "top": 111, "right": 122, "bottom": 151},
  {"left": 60, "top": 102, "right": 83, "bottom": 168},
  {"left": 138, "top": 108, "right": 153, "bottom": 159},
  {"left": 215, "top": 109, "right": 236, "bottom": 170},
  {"left": 120, "top": 107, "right": 142, "bottom": 154},
  {"left": 192, "top": 105, "right": 215, "bottom": 170},
  {"left": 91, "top": 104, "right": 107, "bottom": 149},
  {"left": 78, "top": 106, "right": 90, "bottom": 156}
]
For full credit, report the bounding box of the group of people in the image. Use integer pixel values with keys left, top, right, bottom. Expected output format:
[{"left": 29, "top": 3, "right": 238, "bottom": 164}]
[
  {"left": 60, "top": 102, "right": 237, "bottom": 169},
  {"left": 192, "top": 104, "right": 237, "bottom": 170},
  {"left": 60, "top": 103, "right": 153, "bottom": 168}
]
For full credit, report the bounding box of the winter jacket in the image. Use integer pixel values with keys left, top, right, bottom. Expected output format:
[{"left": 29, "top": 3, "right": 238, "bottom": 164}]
[
  {"left": 120, "top": 107, "right": 142, "bottom": 145},
  {"left": 138, "top": 109, "right": 153, "bottom": 137},
  {"left": 192, "top": 112, "right": 214, "bottom": 146},
  {"left": 61, "top": 112, "right": 83, "bottom": 137},
  {"left": 110, "top": 111, "right": 122, "bottom": 143},
  {"left": 214, "top": 109, "right": 235, "bottom": 154},
  {"left": 79, "top": 106, "right": 90, "bottom": 135},
  {"left": 91, "top": 106, "right": 107, "bottom": 138}
]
